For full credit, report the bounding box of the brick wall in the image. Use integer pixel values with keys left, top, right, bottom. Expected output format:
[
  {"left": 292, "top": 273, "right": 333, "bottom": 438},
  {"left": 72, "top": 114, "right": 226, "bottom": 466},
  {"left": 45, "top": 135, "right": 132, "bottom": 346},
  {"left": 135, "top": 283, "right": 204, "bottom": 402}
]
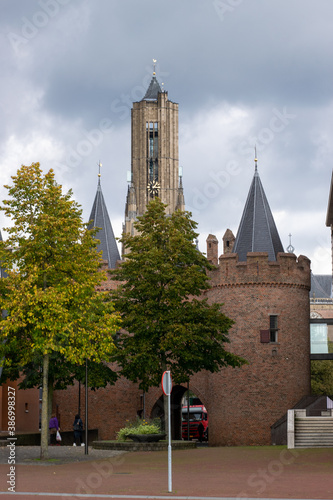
[
  {"left": 197, "top": 250, "right": 311, "bottom": 445},
  {"left": 54, "top": 251, "right": 311, "bottom": 446}
]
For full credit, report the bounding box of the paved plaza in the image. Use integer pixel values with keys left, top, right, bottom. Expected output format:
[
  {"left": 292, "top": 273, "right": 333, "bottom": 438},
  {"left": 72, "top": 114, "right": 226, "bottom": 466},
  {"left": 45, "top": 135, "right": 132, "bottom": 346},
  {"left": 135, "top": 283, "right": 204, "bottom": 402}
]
[{"left": 0, "top": 445, "right": 332, "bottom": 499}]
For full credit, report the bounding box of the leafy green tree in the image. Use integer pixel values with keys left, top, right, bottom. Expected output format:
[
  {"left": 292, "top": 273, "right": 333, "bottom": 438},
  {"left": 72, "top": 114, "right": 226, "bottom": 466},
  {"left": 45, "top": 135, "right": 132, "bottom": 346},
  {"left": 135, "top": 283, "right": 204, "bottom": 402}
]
[
  {"left": 110, "top": 198, "right": 245, "bottom": 431},
  {"left": 0, "top": 347, "right": 117, "bottom": 419},
  {"left": 0, "top": 163, "right": 121, "bottom": 459},
  {"left": 311, "top": 360, "right": 333, "bottom": 395}
]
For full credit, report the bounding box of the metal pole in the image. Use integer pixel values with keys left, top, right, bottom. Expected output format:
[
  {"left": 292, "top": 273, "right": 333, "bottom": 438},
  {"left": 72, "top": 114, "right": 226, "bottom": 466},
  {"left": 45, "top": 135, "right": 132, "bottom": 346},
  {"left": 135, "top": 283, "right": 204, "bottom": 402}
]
[
  {"left": 85, "top": 359, "right": 88, "bottom": 455},
  {"left": 78, "top": 380, "right": 81, "bottom": 416},
  {"left": 187, "top": 381, "right": 190, "bottom": 441},
  {"left": 143, "top": 391, "right": 146, "bottom": 420},
  {"left": 168, "top": 384, "right": 172, "bottom": 493}
]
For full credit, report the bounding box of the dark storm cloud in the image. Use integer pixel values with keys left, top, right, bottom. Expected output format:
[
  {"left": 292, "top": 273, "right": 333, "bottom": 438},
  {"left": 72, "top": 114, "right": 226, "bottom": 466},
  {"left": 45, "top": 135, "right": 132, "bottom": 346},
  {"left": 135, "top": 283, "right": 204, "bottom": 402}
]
[{"left": 0, "top": 0, "right": 332, "bottom": 272}]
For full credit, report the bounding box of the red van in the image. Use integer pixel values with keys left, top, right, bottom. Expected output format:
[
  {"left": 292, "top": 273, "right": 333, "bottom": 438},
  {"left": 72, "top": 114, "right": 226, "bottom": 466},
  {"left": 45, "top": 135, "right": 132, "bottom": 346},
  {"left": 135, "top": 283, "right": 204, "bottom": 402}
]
[{"left": 182, "top": 405, "right": 208, "bottom": 441}]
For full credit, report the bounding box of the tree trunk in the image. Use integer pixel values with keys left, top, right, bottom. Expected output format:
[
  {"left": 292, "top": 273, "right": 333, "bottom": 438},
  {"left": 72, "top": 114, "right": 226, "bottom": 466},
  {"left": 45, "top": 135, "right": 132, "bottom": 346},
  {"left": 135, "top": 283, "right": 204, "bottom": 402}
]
[{"left": 40, "top": 353, "right": 49, "bottom": 460}]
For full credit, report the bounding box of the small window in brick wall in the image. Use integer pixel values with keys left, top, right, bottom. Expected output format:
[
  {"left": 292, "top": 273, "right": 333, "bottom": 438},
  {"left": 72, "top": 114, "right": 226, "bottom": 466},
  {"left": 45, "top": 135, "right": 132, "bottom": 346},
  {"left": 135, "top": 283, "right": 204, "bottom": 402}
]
[
  {"left": 269, "top": 315, "right": 278, "bottom": 343},
  {"left": 260, "top": 315, "right": 279, "bottom": 343}
]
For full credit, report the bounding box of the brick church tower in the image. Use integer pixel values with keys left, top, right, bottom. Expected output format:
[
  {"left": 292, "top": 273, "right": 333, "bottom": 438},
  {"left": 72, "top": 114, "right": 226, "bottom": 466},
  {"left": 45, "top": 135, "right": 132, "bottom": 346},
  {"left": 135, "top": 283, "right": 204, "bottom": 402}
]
[{"left": 123, "top": 66, "right": 185, "bottom": 248}]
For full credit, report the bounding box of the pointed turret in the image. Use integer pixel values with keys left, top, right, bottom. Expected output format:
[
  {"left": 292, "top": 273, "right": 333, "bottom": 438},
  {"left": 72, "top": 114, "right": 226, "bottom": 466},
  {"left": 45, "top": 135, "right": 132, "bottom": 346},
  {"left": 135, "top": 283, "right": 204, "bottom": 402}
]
[
  {"left": 143, "top": 58, "right": 163, "bottom": 100},
  {"left": 143, "top": 75, "right": 162, "bottom": 101},
  {"left": 88, "top": 166, "right": 120, "bottom": 269},
  {"left": 223, "top": 229, "right": 235, "bottom": 254},
  {"left": 206, "top": 234, "right": 219, "bottom": 266},
  {"left": 124, "top": 182, "right": 137, "bottom": 224},
  {"left": 175, "top": 174, "right": 185, "bottom": 212},
  {"left": 233, "top": 158, "right": 284, "bottom": 262}
]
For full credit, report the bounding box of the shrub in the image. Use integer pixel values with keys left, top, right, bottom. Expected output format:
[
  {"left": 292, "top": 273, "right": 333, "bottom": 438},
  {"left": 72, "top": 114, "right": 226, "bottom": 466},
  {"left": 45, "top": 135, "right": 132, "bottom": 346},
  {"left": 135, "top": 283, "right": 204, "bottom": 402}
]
[{"left": 116, "top": 418, "right": 161, "bottom": 441}]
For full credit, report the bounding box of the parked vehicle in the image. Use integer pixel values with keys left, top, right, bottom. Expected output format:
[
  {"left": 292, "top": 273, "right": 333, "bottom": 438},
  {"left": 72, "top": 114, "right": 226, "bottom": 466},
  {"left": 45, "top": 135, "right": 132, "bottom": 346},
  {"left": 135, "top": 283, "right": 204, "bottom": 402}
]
[{"left": 182, "top": 404, "right": 208, "bottom": 441}]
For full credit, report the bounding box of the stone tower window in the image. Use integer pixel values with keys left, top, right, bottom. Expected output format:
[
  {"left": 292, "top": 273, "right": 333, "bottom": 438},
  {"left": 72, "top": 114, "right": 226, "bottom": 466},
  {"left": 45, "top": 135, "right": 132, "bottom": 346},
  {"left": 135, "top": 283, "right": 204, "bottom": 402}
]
[
  {"left": 260, "top": 315, "right": 279, "bottom": 343},
  {"left": 269, "top": 315, "right": 278, "bottom": 343}
]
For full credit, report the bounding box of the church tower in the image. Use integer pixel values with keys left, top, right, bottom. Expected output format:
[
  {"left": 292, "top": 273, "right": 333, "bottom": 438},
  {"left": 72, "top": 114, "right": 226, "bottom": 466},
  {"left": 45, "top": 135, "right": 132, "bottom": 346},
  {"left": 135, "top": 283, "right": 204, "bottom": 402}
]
[{"left": 123, "top": 63, "right": 184, "bottom": 246}]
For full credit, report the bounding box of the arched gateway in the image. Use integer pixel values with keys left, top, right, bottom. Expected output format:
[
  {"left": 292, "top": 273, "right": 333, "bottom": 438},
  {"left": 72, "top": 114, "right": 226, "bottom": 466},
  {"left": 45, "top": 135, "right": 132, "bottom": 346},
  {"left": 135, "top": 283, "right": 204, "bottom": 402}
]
[{"left": 149, "top": 385, "right": 209, "bottom": 441}]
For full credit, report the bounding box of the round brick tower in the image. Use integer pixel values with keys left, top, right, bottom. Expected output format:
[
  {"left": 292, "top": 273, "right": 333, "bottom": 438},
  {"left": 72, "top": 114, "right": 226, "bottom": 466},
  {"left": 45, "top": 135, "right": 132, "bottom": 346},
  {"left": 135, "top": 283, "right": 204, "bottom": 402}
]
[
  {"left": 196, "top": 250, "right": 311, "bottom": 445},
  {"left": 191, "top": 162, "right": 312, "bottom": 445}
]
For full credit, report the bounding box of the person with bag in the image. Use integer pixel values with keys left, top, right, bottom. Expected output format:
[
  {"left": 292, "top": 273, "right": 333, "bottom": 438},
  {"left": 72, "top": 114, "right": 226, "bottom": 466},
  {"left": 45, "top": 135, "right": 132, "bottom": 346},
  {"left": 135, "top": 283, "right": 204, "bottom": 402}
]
[
  {"left": 49, "top": 413, "right": 60, "bottom": 446},
  {"left": 73, "top": 414, "right": 84, "bottom": 447}
]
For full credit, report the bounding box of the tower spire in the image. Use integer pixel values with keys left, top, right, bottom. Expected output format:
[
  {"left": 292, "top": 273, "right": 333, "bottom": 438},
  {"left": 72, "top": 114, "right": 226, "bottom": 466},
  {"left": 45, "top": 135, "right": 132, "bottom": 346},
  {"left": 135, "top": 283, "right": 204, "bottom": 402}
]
[
  {"left": 233, "top": 165, "right": 284, "bottom": 261},
  {"left": 97, "top": 160, "right": 102, "bottom": 184},
  {"left": 89, "top": 164, "right": 120, "bottom": 268}
]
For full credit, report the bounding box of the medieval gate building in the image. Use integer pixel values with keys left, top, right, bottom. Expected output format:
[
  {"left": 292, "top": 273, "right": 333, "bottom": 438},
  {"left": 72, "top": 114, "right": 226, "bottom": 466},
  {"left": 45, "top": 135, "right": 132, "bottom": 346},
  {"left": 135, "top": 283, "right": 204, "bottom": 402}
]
[
  {"left": 0, "top": 69, "right": 311, "bottom": 445},
  {"left": 53, "top": 71, "right": 311, "bottom": 446}
]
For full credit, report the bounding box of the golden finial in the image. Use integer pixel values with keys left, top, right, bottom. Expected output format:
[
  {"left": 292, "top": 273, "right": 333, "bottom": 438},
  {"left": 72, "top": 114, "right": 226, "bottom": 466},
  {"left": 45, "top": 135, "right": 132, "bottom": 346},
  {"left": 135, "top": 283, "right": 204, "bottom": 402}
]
[
  {"left": 97, "top": 161, "right": 102, "bottom": 177},
  {"left": 153, "top": 58, "right": 157, "bottom": 76},
  {"left": 254, "top": 145, "right": 258, "bottom": 171}
]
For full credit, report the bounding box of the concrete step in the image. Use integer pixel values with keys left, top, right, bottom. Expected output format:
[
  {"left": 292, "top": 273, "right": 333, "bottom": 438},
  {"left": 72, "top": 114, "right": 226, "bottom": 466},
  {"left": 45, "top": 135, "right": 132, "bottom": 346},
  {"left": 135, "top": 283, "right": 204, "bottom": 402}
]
[
  {"left": 296, "top": 417, "right": 333, "bottom": 422},
  {"left": 295, "top": 428, "right": 333, "bottom": 433},
  {"left": 296, "top": 436, "right": 333, "bottom": 442},
  {"left": 296, "top": 423, "right": 333, "bottom": 429},
  {"left": 296, "top": 422, "right": 333, "bottom": 426},
  {"left": 295, "top": 417, "right": 333, "bottom": 448}
]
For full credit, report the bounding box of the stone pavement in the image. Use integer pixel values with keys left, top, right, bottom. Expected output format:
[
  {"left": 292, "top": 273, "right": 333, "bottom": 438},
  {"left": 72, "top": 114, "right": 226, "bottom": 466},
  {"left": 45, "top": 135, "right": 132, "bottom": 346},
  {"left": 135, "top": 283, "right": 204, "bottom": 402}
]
[
  {"left": 0, "top": 445, "right": 333, "bottom": 499},
  {"left": 0, "top": 444, "right": 124, "bottom": 465}
]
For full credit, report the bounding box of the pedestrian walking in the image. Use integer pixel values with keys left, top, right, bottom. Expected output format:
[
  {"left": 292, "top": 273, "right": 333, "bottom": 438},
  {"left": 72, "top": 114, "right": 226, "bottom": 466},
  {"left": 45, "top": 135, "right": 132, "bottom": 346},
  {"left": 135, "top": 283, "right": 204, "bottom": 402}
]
[
  {"left": 198, "top": 422, "right": 204, "bottom": 442},
  {"left": 73, "top": 414, "right": 84, "bottom": 446},
  {"left": 49, "top": 413, "right": 60, "bottom": 445}
]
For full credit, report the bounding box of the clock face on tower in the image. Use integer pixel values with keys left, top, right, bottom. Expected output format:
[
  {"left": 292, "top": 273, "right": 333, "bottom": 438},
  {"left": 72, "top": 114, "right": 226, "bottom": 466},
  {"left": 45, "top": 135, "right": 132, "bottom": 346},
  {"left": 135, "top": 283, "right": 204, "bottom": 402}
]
[{"left": 147, "top": 180, "right": 160, "bottom": 196}]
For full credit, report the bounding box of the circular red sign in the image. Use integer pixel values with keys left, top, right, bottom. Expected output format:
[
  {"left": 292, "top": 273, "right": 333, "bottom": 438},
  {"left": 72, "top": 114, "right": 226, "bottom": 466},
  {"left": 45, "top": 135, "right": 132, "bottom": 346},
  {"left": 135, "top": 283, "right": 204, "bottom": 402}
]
[{"left": 162, "top": 370, "right": 172, "bottom": 396}]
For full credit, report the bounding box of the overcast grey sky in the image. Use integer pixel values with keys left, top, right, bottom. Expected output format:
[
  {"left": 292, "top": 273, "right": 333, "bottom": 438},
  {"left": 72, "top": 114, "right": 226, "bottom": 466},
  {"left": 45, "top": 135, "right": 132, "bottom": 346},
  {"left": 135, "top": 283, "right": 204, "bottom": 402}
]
[{"left": 0, "top": 0, "right": 332, "bottom": 273}]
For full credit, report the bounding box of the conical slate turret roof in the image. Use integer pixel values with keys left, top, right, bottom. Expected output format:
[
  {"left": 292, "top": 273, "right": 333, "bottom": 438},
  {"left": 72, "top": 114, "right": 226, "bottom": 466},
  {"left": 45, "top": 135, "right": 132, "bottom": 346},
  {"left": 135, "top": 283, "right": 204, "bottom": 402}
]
[
  {"left": 233, "top": 163, "right": 284, "bottom": 262},
  {"left": 310, "top": 273, "right": 332, "bottom": 299},
  {"left": 88, "top": 178, "right": 120, "bottom": 269},
  {"left": 143, "top": 75, "right": 162, "bottom": 100}
]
